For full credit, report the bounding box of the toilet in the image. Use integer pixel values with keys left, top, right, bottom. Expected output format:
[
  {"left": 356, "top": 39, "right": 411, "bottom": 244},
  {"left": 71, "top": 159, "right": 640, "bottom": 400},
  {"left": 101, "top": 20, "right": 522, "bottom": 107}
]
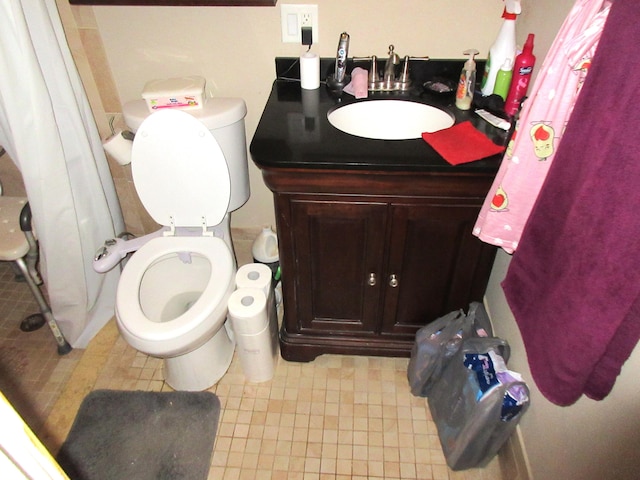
[{"left": 115, "top": 98, "right": 250, "bottom": 391}]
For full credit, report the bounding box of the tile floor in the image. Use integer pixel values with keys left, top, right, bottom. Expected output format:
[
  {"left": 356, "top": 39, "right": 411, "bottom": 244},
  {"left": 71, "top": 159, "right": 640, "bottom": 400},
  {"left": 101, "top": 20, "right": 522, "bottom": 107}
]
[{"left": 0, "top": 236, "right": 503, "bottom": 480}]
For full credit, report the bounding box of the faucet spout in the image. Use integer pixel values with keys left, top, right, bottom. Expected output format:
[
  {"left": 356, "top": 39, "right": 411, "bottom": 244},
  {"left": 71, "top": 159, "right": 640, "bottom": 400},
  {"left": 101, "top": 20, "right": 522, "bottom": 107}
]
[
  {"left": 353, "top": 44, "right": 428, "bottom": 92},
  {"left": 384, "top": 45, "right": 400, "bottom": 83}
]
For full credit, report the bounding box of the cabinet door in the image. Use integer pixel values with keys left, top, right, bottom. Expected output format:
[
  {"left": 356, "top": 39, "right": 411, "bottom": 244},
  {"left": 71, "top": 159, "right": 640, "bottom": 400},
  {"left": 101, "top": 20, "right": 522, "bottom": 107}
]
[
  {"left": 381, "top": 201, "right": 496, "bottom": 337},
  {"left": 290, "top": 198, "right": 387, "bottom": 334}
]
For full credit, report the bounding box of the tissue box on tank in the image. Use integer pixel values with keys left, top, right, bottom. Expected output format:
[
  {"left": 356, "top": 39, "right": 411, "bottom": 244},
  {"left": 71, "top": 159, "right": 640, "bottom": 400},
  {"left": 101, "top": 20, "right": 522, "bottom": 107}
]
[{"left": 142, "top": 76, "right": 206, "bottom": 113}]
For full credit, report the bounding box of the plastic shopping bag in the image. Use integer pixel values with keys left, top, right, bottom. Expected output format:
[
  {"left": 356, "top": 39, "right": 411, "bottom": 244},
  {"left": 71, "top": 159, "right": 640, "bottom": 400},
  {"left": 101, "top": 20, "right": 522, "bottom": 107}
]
[
  {"left": 428, "top": 337, "right": 528, "bottom": 470},
  {"left": 407, "top": 302, "right": 493, "bottom": 397}
]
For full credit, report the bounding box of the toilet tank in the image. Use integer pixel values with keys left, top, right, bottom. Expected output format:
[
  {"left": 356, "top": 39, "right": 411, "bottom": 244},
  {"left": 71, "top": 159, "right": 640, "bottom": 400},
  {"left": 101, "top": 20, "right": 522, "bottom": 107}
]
[{"left": 123, "top": 98, "right": 250, "bottom": 212}]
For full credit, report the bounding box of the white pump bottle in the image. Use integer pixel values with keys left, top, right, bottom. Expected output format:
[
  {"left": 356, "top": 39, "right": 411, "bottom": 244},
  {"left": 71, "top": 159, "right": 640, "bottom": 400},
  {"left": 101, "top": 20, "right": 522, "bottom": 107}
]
[
  {"left": 455, "top": 49, "right": 480, "bottom": 110},
  {"left": 481, "top": 0, "right": 521, "bottom": 96}
]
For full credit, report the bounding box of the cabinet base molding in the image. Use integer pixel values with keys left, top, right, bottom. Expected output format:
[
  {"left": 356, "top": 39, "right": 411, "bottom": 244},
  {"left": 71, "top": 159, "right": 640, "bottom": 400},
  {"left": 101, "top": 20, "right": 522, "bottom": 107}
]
[{"left": 279, "top": 327, "right": 414, "bottom": 362}]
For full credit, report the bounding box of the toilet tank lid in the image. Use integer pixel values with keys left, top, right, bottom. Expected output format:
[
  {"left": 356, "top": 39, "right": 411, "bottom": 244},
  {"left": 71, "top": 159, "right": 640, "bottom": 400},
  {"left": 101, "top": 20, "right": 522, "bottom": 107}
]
[{"left": 123, "top": 97, "right": 247, "bottom": 133}]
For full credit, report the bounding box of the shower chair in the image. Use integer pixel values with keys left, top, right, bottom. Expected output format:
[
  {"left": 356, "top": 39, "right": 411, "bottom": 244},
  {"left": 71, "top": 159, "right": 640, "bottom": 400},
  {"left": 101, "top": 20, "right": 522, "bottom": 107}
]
[{"left": 0, "top": 177, "right": 71, "bottom": 355}]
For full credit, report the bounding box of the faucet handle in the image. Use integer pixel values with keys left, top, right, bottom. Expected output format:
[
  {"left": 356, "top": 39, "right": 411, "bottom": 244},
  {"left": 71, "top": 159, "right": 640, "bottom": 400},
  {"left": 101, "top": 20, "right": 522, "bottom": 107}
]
[
  {"left": 400, "top": 55, "right": 411, "bottom": 83},
  {"left": 399, "top": 55, "right": 430, "bottom": 83},
  {"left": 353, "top": 55, "right": 379, "bottom": 83},
  {"left": 369, "top": 55, "right": 378, "bottom": 83}
]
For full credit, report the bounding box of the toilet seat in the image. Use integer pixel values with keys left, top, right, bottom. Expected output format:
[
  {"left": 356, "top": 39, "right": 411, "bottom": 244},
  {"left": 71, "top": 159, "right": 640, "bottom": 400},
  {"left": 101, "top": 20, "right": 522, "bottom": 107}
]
[
  {"left": 131, "top": 109, "right": 231, "bottom": 229},
  {"left": 116, "top": 235, "right": 234, "bottom": 345}
]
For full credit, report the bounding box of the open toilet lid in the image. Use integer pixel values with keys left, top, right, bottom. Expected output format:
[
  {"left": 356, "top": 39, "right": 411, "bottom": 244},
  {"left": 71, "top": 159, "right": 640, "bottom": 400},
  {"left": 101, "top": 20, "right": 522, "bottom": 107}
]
[{"left": 131, "top": 109, "right": 231, "bottom": 229}]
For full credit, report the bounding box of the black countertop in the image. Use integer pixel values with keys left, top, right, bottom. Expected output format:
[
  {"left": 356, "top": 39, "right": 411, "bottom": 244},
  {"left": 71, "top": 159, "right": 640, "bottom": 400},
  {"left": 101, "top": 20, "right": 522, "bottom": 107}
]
[{"left": 250, "top": 58, "right": 507, "bottom": 173}]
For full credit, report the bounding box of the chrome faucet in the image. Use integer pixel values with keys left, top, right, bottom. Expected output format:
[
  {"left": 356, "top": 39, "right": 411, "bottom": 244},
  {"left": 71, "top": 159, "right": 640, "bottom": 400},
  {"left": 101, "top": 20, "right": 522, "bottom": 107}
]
[
  {"left": 355, "top": 45, "right": 429, "bottom": 92},
  {"left": 383, "top": 45, "right": 400, "bottom": 84}
]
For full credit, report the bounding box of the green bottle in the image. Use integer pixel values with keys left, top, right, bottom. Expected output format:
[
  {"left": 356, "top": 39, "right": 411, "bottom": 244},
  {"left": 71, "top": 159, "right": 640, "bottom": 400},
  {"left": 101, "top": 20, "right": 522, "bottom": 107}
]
[{"left": 493, "top": 59, "right": 513, "bottom": 101}]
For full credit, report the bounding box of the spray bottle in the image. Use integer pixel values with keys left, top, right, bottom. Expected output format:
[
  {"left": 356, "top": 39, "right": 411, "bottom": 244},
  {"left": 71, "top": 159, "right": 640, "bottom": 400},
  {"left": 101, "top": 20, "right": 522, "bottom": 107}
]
[
  {"left": 504, "top": 33, "right": 536, "bottom": 116},
  {"left": 455, "top": 49, "right": 480, "bottom": 110},
  {"left": 481, "top": 0, "right": 521, "bottom": 96}
]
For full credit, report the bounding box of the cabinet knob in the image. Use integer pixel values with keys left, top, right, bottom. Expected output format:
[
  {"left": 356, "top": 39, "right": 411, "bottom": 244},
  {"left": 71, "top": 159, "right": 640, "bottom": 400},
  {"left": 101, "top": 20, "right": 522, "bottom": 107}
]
[
  {"left": 389, "top": 274, "right": 399, "bottom": 288},
  {"left": 367, "top": 273, "right": 377, "bottom": 286}
]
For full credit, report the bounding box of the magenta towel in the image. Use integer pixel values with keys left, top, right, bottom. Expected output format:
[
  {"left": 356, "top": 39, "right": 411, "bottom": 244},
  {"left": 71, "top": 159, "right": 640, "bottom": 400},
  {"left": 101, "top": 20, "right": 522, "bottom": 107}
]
[
  {"left": 422, "top": 121, "right": 505, "bottom": 165},
  {"left": 502, "top": 0, "right": 640, "bottom": 406}
]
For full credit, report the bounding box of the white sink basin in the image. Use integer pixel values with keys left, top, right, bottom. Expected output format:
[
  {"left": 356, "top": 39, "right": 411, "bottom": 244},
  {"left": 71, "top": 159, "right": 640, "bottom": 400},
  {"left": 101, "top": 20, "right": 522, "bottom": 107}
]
[{"left": 327, "top": 100, "right": 455, "bottom": 140}]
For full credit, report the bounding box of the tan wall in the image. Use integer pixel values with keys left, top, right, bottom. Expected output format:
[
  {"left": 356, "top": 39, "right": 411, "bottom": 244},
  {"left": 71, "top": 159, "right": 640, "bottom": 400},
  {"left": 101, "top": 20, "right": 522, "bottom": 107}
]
[
  {"left": 60, "top": 0, "right": 511, "bottom": 236},
  {"left": 487, "top": 251, "right": 640, "bottom": 480}
]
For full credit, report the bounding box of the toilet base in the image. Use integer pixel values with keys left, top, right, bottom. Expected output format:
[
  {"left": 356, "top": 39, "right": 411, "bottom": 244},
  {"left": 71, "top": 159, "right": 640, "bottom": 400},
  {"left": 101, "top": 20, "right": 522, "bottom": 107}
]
[{"left": 163, "top": 321, "right": 235, "bottom": 391}]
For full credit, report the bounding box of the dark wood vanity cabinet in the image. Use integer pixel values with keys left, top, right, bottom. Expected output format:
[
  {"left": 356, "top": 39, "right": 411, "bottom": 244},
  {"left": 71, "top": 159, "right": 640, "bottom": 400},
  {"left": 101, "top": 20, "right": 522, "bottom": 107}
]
[{"left": 262, "top": 167, "right": 497, "bottom": 362}]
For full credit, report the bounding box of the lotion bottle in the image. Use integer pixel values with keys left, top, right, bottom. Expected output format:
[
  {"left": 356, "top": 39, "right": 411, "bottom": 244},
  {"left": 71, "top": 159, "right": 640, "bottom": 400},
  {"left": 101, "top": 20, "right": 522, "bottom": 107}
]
[
  {"left": 481, "top": 0, "right": 521, "bottom": 96},
  {"left": 455, "top": 49, "right": 479, "bottom": 110},
  {"left": 504, "top": 33, "right": 536, "bottom": 116}
]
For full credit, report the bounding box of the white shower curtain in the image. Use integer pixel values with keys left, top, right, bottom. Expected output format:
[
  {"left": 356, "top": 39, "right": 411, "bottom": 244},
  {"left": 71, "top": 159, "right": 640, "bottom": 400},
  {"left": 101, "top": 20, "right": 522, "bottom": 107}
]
[{"left": 0, "top": 0, "right": 124, "bottom": 347}]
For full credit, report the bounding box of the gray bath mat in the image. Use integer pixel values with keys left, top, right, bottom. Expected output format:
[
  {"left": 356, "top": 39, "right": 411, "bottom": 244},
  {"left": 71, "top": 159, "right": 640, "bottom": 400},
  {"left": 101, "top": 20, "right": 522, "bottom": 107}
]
[{"left": 56, "top": 390, "right": 220, "bottom": 480}]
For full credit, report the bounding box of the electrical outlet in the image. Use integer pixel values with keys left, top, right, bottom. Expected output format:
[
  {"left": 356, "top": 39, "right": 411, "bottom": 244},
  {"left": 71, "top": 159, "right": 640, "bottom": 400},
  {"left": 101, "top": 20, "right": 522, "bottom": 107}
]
[
  {"left": 280, "top": 4, "right": 319, "bottom": 44},
  {"left": 301, "top": 12, "right": 312, "bottom": 28}
]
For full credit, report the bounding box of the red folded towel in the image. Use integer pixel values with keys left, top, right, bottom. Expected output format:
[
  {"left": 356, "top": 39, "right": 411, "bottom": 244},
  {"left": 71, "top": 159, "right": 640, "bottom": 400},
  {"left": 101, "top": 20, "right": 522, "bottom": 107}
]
[{"left": 422, "top": 121, "right": 505, "bottom": 165}]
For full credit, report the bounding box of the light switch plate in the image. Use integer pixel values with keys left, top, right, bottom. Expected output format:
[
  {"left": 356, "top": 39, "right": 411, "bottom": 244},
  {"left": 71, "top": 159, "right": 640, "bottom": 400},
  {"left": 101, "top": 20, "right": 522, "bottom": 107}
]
[{"left": 280, "top": 4, "right": 319, "bottom": 44}]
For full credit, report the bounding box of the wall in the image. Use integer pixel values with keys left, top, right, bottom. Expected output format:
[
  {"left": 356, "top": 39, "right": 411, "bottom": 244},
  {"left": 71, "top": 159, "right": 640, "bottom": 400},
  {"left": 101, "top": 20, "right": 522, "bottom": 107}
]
[
  {"left": 485, "top": 1, "right": 640, "bottom": 479},
  {"left": 486, "top": 252, "right": 640, "bottom": 480},
  {"left": 66, "top": 0, "right": 507, "bottom": 235}
]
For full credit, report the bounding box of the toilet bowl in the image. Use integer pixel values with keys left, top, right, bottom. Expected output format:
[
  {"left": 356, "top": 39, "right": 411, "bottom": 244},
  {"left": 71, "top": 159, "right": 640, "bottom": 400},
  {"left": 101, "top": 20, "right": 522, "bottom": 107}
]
[
  {"left": 115, "top": 101, "right": 249, "bottom": 391},
  {"left": 116, "top": 236, "right": 235, "bottom": 391}
]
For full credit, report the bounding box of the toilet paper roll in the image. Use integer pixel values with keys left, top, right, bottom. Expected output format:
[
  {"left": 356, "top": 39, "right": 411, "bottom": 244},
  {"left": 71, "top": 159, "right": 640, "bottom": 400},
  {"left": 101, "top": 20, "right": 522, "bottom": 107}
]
[
  {"left": 228, "top": 287, "right": 269, "bottom": 335},
  {"left": 228, "top": 286, "right": 278, "bottom": 382},
  {"left": 103, "top": 131, "right": 133, "bottom": 166},
  {"left": 235, "top": 321, "right": 279, "bottom": 383},
  {"left": 300, "top": 51, "right": 320, "bottom": 90},
  {"left": 236, "top": 263, "right": 272, "bottom": 297}
]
